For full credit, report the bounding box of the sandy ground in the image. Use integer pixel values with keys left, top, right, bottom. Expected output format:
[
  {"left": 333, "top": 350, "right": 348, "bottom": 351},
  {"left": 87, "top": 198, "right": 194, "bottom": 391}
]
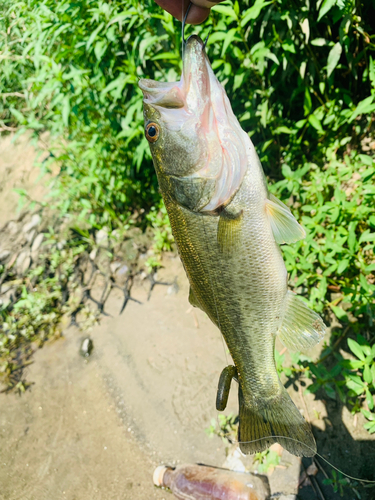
[{"left": 1, "top": 133, "right": 375, "bottom": 500}]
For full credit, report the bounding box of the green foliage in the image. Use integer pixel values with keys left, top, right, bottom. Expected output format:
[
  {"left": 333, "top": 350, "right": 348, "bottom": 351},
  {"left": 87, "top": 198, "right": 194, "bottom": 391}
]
[
  {"left": 206, "top": 413, "right": 238, "bottom": 444},
  {"left": 323, "top": 470, "right": 356, "bottom": 498},
  {"left": 254, "top": 448, "right": 281, "bottom": 474}
]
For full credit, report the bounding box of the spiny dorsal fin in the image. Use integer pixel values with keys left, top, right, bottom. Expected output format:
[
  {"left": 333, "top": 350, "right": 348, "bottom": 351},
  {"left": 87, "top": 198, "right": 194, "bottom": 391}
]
[
  {"left": 277, "top": 291, "right": 326, "bottom": 351},
  {"left": 265, "top": 193, "right": 305, "bottom": 245}
]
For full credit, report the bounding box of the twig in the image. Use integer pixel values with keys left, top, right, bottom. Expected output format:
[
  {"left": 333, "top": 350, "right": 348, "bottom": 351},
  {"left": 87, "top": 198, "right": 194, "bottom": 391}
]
[
  {"left": 0, "top": 92, "right": 25, "bottom": 98},
  {"left": 314, "top": 457, "right": 329, "bottom": 480},
  {"left": 0, "top": 125, "right": 18, "bottom": 132},
  {"left": 311, "top": 475, "right": 326, "bottom": 500}
]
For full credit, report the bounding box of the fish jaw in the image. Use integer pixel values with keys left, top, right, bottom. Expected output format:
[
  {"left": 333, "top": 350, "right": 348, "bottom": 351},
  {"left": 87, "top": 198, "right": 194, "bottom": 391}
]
[{"left": 139, "top": 35, "right": 251, "bottom": 213}]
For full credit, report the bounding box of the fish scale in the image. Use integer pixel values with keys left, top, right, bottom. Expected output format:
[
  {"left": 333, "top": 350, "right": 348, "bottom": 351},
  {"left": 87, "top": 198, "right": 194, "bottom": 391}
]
[{"left": 139, "top": 34, "right": 326, "bottom": 457}]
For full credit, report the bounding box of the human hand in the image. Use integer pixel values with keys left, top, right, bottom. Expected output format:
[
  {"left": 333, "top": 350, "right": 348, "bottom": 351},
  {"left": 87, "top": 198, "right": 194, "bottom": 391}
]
[{"left": 154, "top": 0, "right": 224, "bottom": 25}]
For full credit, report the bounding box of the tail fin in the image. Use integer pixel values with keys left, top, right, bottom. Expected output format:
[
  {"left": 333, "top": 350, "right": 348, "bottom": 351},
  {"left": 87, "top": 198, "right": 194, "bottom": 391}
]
[{"left": 238, "top": 384, "right": 316, "bottom": 457}]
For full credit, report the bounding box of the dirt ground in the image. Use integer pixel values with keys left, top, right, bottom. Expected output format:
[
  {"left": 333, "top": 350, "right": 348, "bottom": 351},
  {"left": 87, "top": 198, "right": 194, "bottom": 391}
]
[{"left": 1, "top": 134, "right": 374, "bottom": 500}]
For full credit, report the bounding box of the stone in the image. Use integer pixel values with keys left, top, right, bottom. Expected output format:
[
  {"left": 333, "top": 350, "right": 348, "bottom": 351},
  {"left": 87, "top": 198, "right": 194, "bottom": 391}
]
[
  {"left": 96, "top": 228, "right": 108, "bottom": 246},
  {"left": 23, "top": 214, "right": 41, "bottom": 233},
  {"left": 0, "top": 250, "right": 10, "bottom": 263},
  {"left": 110, "top": 261, "right": 122, "bottom": 274},
  {"left": 57, "top": 240, "right": 66, "bottom": 251},
  {"left": 7, "top": 221, "right": 18, "bottom": 235},
  {"left": 89, "top": 248, "right": 97, "bottom": 261},
  {"left": 31, "top": 233, "right": 44, "bottom": 252},
  {"left": 26, "top": 229, "right": 36, "bottom": 244},
  {"left": 115, "top": 264, "right": 129, "bottom": 279},
  {"left": 16, "top": 250, "right": 31, "bottom": 275},
  {"left": 80, "top": 337, "right": 94, "bottom": 358}
]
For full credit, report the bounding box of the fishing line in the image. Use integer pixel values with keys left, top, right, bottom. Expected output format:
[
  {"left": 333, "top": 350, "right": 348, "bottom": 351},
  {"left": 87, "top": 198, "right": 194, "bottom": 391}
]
[{"left": 229, "top": 435, "right": 375, "bottom": 485}]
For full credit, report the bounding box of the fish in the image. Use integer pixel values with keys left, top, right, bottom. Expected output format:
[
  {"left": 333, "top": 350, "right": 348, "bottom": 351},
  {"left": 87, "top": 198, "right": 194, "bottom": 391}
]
[{"left": 139, "top": 34, "right": 326, "bottom": 457}]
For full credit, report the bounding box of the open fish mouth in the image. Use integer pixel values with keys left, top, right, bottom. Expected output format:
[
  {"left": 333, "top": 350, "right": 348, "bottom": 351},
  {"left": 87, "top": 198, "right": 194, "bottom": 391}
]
[{"left": 138, "top": 35, "right": 251, "bottom": 212}]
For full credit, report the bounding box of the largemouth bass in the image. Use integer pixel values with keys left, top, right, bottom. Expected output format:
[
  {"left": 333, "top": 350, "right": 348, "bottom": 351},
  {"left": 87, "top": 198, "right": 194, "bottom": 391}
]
[{"left": 139, "top": 35, "right": 326, "bottom": 457}]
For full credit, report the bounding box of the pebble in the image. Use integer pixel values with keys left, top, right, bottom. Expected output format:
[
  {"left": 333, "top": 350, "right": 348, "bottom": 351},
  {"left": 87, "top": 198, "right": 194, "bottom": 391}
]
[
  {"left": 26, "top": 229, "right": 36, "bottom": 244},
  {"left": 110, "top": 261, "right": 122, "bottom": 274},
  {"left": 23, "top": 214, "right": 41, "bottom": 233},
  {"left": 16, "top": 250, "right": 31, "bottom": 275},
  {"left": 7, "top": 221, "right": 18, "bottom": 235},
  {"left": 96, "top": 228, "right": 108, "bottom": 246},
  {"left": 80, "top": 337, "right": 94, "bottom": 358},
  {"left": 57, "top": 240, "right": 66, "bottom": 250},
  {"left": 31, "top": 233, "right": 44, "bottom": 252},
  {"left": 0, "top": 250, "right": 10, "bottom": 263},
  {"left": 89, "top": 248, "right": 97, "bottom": 261},
  {"left": 115, "top": 264, "right": 129, "bottom": 279}
]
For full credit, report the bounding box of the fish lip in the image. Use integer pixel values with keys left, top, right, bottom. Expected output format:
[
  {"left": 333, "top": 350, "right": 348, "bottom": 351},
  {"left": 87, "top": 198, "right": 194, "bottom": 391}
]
[{"left": 185, "top": 34, "right": 204, "bottom": 48}]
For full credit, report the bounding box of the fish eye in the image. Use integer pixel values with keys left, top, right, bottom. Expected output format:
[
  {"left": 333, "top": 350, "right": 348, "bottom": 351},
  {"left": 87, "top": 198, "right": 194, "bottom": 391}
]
[{"left": 145, "top": 122, "right": 159, "bottom": 143}]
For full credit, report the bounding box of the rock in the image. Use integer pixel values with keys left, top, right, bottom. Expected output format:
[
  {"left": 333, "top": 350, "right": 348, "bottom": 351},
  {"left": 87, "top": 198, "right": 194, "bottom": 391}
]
[
  {"left": 57, "top": 240, "right": 66, "bottom": 250},
  {"left": 26, "top": 229, "right": 36, "bottom": 244},
  {"left": 96, "top": 228, "right": 108, "bottom": 246},
  {"left": 7, "top": 221, "right": 18, "bottom": 235},
  {"left": 89, "top": 248, "right": 97, "bottom": 261},
  {"left": 0, "top": 250, "right": 10, "bottom": 263},
  {"left": 115, "top": 264, "right": 129, "bottom": 280},
  {"left": 16, "top": 250, "right": 31, "bottom": 275},
  {"left": 80, "top": 337, "right": 94, "bottom": 358},
  {"left": 110, "top": 261, "right": 122, "bottom": 274},
  {"left": 31, "top": 233, "right": 44, "bottom": 252},
  {"left": 278, "top": 496, "right": 297, "bottom": 500},
  {"left": 23, "top": 214, "right": 41, "bottom": 233}
]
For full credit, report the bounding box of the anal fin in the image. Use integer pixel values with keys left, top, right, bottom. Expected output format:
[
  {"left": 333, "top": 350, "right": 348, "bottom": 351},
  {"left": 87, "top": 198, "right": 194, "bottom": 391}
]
[
  {"left": 265, "top": 193, "right": 305, "bottom": 245},
  {"left": 278, "top": 291, "right": 326, "bottom": 351}
]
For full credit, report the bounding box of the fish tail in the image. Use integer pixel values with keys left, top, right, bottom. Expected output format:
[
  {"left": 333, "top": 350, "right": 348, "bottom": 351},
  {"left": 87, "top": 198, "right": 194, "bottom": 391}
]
[{"left": 237, "top": 383, "right": 316, "bottom": 457}]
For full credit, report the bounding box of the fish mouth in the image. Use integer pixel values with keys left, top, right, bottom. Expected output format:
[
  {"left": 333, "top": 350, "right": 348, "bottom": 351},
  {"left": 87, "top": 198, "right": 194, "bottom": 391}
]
[{"left": 138, "top": 35, "right": 210, "bottom": 112}]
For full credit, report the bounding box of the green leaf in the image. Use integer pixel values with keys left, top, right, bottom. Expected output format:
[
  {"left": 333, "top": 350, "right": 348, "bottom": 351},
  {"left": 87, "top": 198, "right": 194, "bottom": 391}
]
[
  {"left": 349, "top": 96, "right": 375, "bottom": 122},
  {"left": 337, "top": 259, "right": 349, "bottom": 274},
  {"left": 327, "top": 42, "right": 342, "bottom": 77},
  {"left": 311, "top": 38, "right": 327, "bottom": 46},
  {"left": 348, "top": 338, "right": 366, "bottom": 361},
  {"left": 364, "top": 365, "right": 373, "bottom": 384},
  {"left": 366, "top": 388, "right": 374, "bottom": 410},
  {"left": 212, "top": 5, "right": 238, "bottom": 19},
  {"left": 86, "top": 22, "right": 104, "bottom": 50},
  {"left": 331, "top": 305, "right": 348, "bottom": 321},
  {"left": 318, "top": 0, "right": 337, "bottom": 21},
  {"left": 240, "top": 0, "right": 272, "bottom": 26},
  {"left": 308, "top": 114, "right": 324, "bottom": 133},
  {"left": 62, "top": 95, "right": 70, "bottom": 127},
  {"left": 361, "top": 409, "right": 374, "bottom": 421}
]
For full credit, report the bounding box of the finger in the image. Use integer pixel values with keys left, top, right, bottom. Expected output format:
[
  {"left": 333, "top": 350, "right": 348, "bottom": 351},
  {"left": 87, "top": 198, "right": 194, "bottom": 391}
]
[{"left": 154, "top": 0, "right": 215, "bottom": 24}]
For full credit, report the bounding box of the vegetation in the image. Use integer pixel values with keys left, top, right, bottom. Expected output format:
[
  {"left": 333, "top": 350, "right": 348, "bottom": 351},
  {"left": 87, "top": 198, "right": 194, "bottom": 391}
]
[{"left": 0, "top": 0, "right": 374, "bottom": 448}]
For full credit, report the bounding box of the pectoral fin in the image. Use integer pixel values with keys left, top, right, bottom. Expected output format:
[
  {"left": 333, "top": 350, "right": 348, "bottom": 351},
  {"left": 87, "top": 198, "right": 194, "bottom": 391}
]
[
  {"left": 277, "top": 291, "right": 326, "bottom": 351},
  {"left": 265, "top": 194, "right": 305, "bottom": 245},
  {"left": 217, "top": 208, "right": 243, "bottom": 254}
]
